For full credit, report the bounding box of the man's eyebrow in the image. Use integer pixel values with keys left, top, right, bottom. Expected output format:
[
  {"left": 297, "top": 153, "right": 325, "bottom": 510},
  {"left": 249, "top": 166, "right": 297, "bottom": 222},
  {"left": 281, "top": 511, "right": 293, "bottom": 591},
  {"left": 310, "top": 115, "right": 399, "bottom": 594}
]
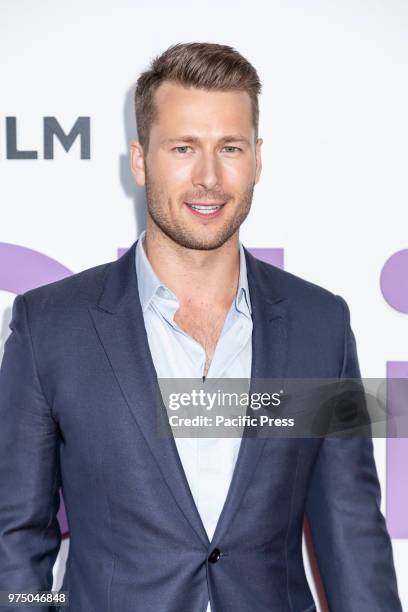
[{"left": 162, "top": 135, "right": 251, "bottom": 145}]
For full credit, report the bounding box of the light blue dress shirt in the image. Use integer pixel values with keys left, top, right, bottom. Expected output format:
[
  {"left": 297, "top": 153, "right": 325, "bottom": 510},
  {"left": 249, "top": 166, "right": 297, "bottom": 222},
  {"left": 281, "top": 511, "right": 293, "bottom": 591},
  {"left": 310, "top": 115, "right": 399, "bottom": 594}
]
[{"left": 135, "top": 229, "right": 253, "bottom": 612}]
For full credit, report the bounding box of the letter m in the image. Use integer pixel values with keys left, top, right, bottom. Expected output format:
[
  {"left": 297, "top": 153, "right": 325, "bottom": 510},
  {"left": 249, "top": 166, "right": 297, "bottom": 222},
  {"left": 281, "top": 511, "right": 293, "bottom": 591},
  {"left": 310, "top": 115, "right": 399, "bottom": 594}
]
[{"left": 44, "top": 116, "right": 90, "bottom": 159}]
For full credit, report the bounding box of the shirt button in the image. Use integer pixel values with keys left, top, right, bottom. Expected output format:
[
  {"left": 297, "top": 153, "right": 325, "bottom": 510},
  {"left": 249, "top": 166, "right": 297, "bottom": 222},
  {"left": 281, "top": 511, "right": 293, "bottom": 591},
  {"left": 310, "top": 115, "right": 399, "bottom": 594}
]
[{"left": 208, "top": 548, "right": 222, "bottom": 563}]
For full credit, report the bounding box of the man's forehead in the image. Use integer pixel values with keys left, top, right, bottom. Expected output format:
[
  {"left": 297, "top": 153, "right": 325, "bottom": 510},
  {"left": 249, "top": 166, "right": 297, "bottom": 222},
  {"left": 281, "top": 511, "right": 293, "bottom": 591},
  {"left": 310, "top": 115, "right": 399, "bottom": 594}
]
[
  {"left": 153, "top": 80, "right": 252, "bottom": 111},
  {"left": 151, "top": 81, "right": 253, "bottom": 136}
]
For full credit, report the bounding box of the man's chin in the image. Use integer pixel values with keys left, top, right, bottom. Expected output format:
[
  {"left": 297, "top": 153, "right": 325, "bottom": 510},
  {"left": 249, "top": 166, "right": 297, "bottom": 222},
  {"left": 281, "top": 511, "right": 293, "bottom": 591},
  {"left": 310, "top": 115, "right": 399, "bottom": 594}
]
[
  {"left": 165, "top": 226, "right": 237, "bottom": 251},
  {"left": 172, "top": 234, "right": 233, "bottom": 251},
  {"left": 147, "top": 207, "right": 242, "bottom": 251}
]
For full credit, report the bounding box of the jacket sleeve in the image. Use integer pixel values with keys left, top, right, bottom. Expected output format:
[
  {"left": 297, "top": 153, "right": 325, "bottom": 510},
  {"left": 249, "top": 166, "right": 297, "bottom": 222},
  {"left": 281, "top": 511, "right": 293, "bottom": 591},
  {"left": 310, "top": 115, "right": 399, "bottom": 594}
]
[
  {"left": 0, "top": 294, "right": 62, "bottom": 611},
  {"left": 304, "top": 295, "right": 402, "bottom": 612}
]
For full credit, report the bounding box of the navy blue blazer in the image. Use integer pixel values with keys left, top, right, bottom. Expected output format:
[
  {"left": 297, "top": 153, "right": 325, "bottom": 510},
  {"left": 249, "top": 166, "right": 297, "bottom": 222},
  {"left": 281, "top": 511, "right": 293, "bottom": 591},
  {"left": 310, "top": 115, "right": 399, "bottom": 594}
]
[{"left": 0, "top": 240, "right": 402, "bottom": 612}]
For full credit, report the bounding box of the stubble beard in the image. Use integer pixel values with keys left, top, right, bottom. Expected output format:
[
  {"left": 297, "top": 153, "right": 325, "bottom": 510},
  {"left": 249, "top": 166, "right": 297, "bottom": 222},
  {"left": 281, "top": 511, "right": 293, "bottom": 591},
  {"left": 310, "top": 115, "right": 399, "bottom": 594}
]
[{"left": 144, "top": 170, "right": 255, "bottom": 251}]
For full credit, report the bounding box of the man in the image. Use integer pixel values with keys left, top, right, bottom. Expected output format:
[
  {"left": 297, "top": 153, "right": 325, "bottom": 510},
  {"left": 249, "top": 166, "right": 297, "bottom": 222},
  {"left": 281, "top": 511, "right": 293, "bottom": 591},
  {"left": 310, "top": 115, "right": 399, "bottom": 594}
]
[{"left": 0, "top": 42, "right": 402, "bottom": 612}]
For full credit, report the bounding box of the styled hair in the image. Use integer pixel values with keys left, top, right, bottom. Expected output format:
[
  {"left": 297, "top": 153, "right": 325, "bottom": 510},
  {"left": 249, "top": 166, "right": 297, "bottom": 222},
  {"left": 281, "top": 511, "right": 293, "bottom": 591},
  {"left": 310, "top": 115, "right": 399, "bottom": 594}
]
[{"left": 134, "top": 42, "right": 262, "bottom": 152}]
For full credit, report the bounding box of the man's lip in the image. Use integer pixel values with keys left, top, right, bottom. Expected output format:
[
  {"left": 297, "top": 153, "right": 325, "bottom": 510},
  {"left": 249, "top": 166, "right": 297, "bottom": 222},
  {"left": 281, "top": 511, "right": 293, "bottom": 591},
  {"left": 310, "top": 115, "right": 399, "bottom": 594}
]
[{"left": 184, "top": 202, "right": 226, "bottom": 206}]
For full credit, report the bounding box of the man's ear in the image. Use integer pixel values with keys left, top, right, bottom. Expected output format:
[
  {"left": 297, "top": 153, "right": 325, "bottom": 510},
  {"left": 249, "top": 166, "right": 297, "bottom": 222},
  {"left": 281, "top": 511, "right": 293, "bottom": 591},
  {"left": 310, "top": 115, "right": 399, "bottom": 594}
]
[
  {"left": 130, "top": 140, "right": 146, "bottom": 186},
  {"left": 254, "top": 137, "right": 263, "bottom": 185}
]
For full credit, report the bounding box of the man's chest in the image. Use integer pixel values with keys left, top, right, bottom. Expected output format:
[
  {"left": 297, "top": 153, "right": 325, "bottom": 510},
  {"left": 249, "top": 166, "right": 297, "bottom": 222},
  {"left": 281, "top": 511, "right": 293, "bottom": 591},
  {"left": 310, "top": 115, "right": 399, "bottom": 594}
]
[{"left": 174, "top": 304, "right": 229, "bottom": 375}]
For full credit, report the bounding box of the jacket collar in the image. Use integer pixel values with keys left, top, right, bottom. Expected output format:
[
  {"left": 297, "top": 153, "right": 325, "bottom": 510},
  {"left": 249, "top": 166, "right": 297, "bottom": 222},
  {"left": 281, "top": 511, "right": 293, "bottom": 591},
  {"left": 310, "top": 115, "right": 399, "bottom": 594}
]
[{"left": 97, "top": 237, "right": 285, "bottom": 316}]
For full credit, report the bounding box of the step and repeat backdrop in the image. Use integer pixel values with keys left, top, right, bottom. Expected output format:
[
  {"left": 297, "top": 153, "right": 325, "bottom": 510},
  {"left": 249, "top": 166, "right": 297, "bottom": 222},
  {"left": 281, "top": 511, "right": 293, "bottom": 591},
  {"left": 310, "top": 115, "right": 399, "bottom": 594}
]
[{"left": 1, "top": 1, "right": 407, "bottom": 609}]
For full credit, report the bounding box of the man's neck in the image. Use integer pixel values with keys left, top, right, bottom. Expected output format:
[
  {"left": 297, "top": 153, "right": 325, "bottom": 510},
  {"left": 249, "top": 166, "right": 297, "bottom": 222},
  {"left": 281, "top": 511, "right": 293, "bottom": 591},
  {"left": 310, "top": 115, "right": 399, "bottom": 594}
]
[{"left": 142, "top": 224, "right": 240, "bottom": 308}]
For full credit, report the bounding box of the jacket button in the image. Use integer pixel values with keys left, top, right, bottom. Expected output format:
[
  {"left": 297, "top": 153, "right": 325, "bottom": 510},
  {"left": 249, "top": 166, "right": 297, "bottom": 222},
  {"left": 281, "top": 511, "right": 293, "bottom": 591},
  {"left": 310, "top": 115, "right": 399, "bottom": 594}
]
[{"left": 208, "top": 548, "right": 222, "bottom": 563}]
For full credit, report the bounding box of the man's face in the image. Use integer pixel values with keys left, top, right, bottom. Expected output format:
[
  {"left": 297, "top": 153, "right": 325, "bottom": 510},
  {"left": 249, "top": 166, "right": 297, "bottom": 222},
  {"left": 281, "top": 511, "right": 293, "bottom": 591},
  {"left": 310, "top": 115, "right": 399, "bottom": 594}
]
[{"left": 131, "top": 81, "right": 262, "bottom": 250}]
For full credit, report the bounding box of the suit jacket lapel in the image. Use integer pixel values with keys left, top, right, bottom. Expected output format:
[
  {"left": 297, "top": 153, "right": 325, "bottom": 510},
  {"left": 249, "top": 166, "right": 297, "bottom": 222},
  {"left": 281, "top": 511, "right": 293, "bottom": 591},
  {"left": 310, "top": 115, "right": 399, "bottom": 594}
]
[
  {"left": 208, "top": 247, "right": 289, "bottom": 546},
  {"left": 89, "top": 240, "right": 289, "bottom": 550},
  {"left": 89, "top": 240, "right": 210, "bottom": 548}
]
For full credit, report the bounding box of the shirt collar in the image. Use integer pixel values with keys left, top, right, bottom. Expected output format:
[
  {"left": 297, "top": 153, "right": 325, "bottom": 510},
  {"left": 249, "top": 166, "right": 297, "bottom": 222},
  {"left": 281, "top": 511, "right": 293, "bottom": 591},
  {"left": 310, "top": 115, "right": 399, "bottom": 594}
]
[{"left": 135, "top": 229, "right": 252, "bottom": 317}]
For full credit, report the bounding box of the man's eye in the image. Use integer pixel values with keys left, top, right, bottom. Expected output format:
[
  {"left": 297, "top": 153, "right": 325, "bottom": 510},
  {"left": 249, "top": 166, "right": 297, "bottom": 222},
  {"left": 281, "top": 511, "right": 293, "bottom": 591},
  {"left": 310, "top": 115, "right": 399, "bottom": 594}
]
[
  {"left": 173, "top": 146, "right": 192, "bottom": 154},
  {"left": 222, "top": 146, "right": 242, "bottom": 153}
]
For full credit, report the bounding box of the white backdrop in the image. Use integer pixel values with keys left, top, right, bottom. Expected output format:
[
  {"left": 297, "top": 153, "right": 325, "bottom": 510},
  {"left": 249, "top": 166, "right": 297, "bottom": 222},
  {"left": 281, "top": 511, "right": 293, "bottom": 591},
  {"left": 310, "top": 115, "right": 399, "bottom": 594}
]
[{"left": 1, "top": 0, "right": 407, "bottom": 609}]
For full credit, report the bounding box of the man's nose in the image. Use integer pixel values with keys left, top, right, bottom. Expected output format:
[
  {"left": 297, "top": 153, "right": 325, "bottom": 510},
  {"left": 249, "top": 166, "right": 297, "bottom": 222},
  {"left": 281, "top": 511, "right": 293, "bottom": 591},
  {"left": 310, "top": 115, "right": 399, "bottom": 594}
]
[{"left": 191, "top": 151, "right": 222, "bottom": 191}]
